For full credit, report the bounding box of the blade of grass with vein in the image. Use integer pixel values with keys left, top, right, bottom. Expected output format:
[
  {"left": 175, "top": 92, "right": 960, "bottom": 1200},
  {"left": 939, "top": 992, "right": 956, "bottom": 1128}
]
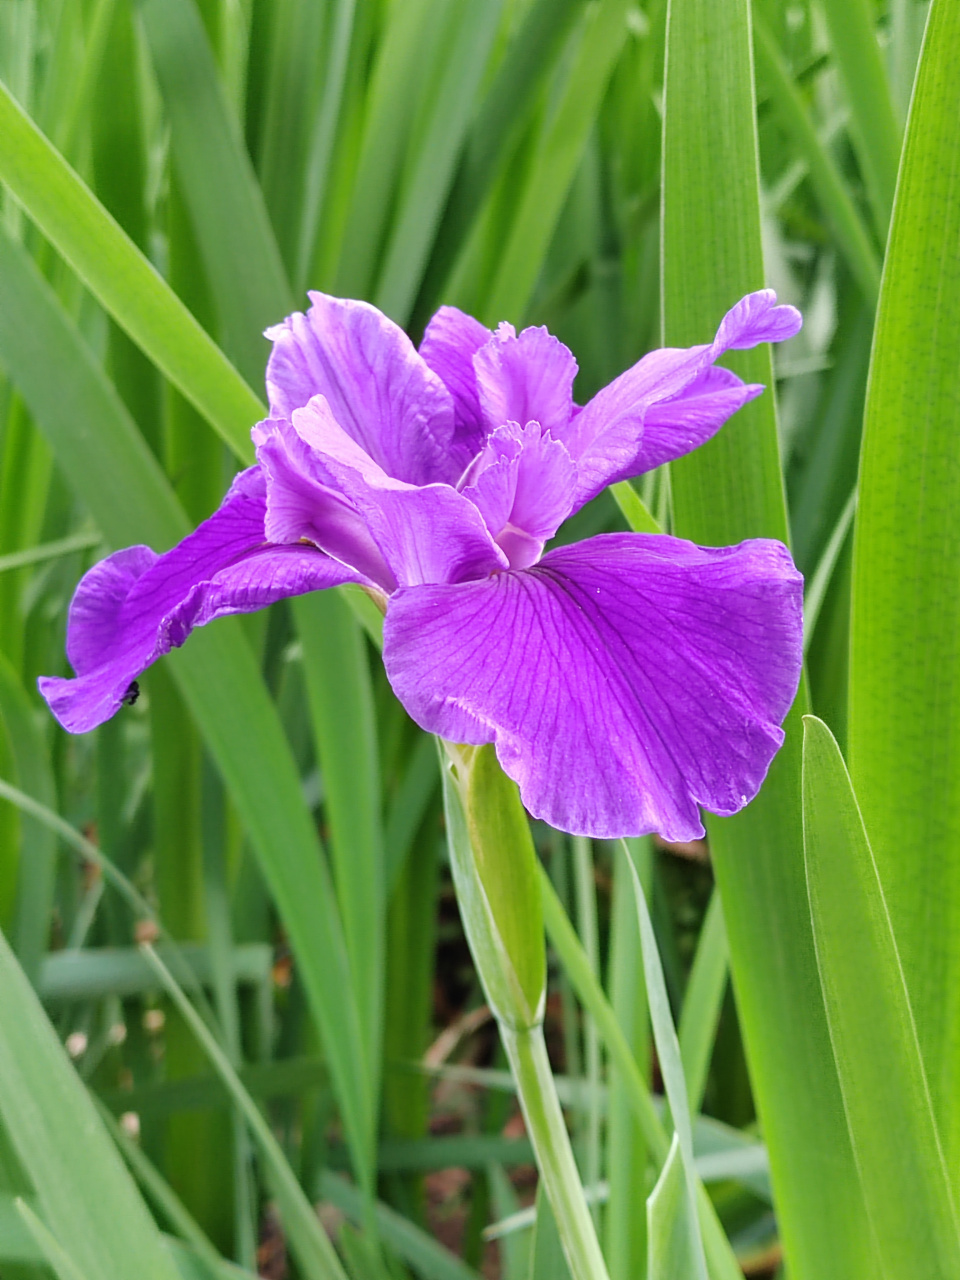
[
  {"left": 297, "top": 589, "right": 384, "bottom": 1102},
  {"left": 14, "top": 1200, "right": 92, "bottom": 1280},
  {"left": 319, "top": 1171, "right": 483, "bottom": 1280},
  {"left": 677, "top": 889, "right": 728, "bottom": 1114},
  {"left": 0, "top": 80, "right": 261, "bottom": 457},
  {"left": 619, "top": 839, "right": 707, "bottom": 1280},
  {"left": 802, "top": 715, "right": 960, "bottom": 1277},
  {"left": 848, "top": 0, "right": 960, "bottom": 1181},
  {"left": 604, "top": 839, "right": 650, "bottom": 1280},
  {"left": 0, "top": 227, "right": 374, "bottom": 1197},
  {"left": 138, "top": 0, "right": 291, "bottom": 377},
  {"left": 819, "top": 0, "right": 901, "bottom": 239},
  {"left": 661, "top": 0, "right": 875, "bottom": 1273},
  {"left": 539, "top": 868, "right": 742, "bottom": 1280},
  {"left": 142, "top": 945, "right": 350, "bottom": 1280},
  {"left": 0, "top": 927, "right": 181, "bottom": 1280},
  {"left": 647, "top": 1135, "right": 700, "bottom": 1280},
  {"left": 481, "top": 0, "right": 630, "bottom": 325},
  {"left": 374, "top": 0, "right": 502, "bottom": 324}
]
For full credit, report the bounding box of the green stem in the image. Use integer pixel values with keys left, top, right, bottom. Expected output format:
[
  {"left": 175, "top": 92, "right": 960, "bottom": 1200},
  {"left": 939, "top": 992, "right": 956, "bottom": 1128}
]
[{"left": 500, "top": 1022, "right": 611, "bottom": 1280}]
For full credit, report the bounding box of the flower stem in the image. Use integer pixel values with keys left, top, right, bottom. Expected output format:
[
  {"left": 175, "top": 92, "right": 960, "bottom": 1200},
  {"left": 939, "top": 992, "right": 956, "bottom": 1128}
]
[{"left": 500, "top": 1022, "right": 611, "bottom": 1280}]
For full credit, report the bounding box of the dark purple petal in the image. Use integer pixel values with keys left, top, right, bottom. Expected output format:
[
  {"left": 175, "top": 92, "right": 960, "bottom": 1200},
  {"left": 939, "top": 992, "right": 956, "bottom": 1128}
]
[
  {"left": 38, "top": 468, "right": 363, "bottom": 734},
  {"left": 383, "top": 532, "right": 803, "bottom": 840},
  {"left": 564, "top": 290, "right": 801, "bottom": 505},
  {"left": 418, "top": 305, "right": 492, "bottom": 472},
  {"left": 265, "top": 292, "right": 456, "bottom": 485},
  {"left": 473, "top": 323, "right": 577, "bottom": 439},
  {"left": 461, "top": 422, "right": 578, "bottom": 569},
  {"left": 291, "top": 396, "right": 507, "bottom": 586},
  {"left": 254, "top": 416, "right": 397, "bottom": 590}
]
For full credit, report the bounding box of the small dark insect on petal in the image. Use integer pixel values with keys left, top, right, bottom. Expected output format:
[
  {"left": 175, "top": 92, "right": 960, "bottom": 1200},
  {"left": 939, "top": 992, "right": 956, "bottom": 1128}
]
[{"left": 121, "top": 680, "right": 140, "bottom": 707}]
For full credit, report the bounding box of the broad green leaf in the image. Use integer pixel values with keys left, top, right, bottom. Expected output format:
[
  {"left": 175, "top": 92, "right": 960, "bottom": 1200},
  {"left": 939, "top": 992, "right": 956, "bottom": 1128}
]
[
  {"left": 0, "top": 225, "right": 374, "bottom": 1197},
  {"left": 848, "top": 0, "right": 960, "bottom": 1184},
  {"left": 661, "top": 0, "right": 875, "bottom": 1273},
  {"left": 802, "top": 715, "right": 960, "bottom": 1277},
  {"left": 138, "top": 0, "right": 291, "bottom": 380},
  {"left": 0, "top": 79, "right": 261, "bottom": 459},
  {"left": 0, "top": 927, "right": 181, "bottom": 1280},
  {"left": 14, "top": 1200, "right": 92, "bottom": 1280},
  {"left": 647, "top": 1135, "right": 701, "bottom": 1280}
]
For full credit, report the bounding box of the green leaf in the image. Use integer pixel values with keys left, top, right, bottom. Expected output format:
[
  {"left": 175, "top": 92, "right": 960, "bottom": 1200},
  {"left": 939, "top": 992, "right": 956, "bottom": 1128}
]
[
  {"left": 142, "top": 945, "right": 350, "bottom": 1280},
  {"left": 374, "top": 0, "right": 502, "bottom": 324},
  {"left": 677, "top": 889, "right": 728, "bottom": 1114},
  {"left": 138, "top": 0, "right": 292, "bottom": 382},
  {"left": 0, "top": 652, "right": 56, "bottom": 985},
  {"left": 802, "top": 715, "right": 960, "bottom": 1277},
  {"left": 481, "top": 0, "right": 631, "bottom": 324},
  {"left": 0, "top": 927, "right": 181, "bottom": 1280},
  {"left": 661, "top": 0, "right": 876, "bottom": 1273},
  {"left": 14, "top": 1200, "right": 92, "bottom": 1280},
  {"left": 619, "top": 840, "right": 707, "bottom": 1280},
  {"left": 819, "top": 0, "right": 901, "bottom": 238},
  {"left": 848, "top": 0, "right": 960, "bottom": 1180},
  {"left": 0, "top": 79, "right": 261, "bottom": 460},
  {"left": 647, "top": 1135, "right": 702, "bottom": 1280}
]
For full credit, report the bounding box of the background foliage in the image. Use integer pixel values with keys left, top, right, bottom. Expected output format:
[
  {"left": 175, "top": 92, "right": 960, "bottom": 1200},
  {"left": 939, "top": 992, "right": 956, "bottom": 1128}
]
[{"left": 0, "top": 0, "right": 955, "bottom": 1277}]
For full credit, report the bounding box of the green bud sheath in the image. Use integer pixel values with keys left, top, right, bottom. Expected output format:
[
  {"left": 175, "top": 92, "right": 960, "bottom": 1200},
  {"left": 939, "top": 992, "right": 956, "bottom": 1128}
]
[{"left": 441, "top": 743, "right": 546, "bottom": 1029}]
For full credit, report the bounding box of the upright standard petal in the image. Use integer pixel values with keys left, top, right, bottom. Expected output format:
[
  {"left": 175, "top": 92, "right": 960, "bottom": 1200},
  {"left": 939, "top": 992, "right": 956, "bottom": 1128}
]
[
  {"left": 265, "top": 292, "right": 456, "bottom": 485},
  {"left": 564, "top": 290, "right": 801, "bottom": 505},
  {"left": 418, "top": 305, "right": 492, "bottom": 471},
  {"left": 472, "top": 323, "right": 578, "bottom": 441},
  {"left": 383, "top": 532, "right": 803, "bottom": 840},
  {"left": 291, "top": 396, "right": 507, "bottom": 586},
  {"left": 39, "top": 468, "right": 364, "bottom": 733}
]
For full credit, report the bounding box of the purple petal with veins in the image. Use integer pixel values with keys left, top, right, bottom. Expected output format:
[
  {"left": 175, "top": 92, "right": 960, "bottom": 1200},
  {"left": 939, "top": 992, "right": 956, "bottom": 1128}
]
[{"left": 384, "top": 533, "right": 803, "bottom": 840}]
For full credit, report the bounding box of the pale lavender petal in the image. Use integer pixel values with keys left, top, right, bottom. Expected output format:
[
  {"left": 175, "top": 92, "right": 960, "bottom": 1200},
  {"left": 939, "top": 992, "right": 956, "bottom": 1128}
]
[
  {"left": 265, "top": 292, "right": 456, "bottom": 484},
  {"left": 38, "top": 468, "right": 364, "bottom": 734},
  {"left": 462, "top": 422, "right": 578, "bottom": 569},
  {"left": 473, "top": 324, "right": 577, "bottom": 439},
  {"left": 292, "top": 396, "right": 507, "bottom": 586},
  {"left": 383, "top": 532, "right": 803, "bottom": 840},
  {"left": 418, "top": 305, "right": 492, "bottom": 471},
  {"left": 254, "top": 416, "right": 396, "bottom": 590},
  {"left": 564, "top": 290, "right": 801, "bottom": 503}
]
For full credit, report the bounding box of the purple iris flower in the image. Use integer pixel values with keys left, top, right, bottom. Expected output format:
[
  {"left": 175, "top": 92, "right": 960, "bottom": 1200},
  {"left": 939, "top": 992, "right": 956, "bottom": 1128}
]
[{"left": 39, "top": 290, "right": 803, "bottom": 841}]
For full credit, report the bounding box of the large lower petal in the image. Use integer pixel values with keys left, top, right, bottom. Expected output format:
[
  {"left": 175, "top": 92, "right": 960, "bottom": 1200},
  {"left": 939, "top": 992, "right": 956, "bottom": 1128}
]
[
  {"left": 383, "top": 532, "right": 803, "bottom": 840},
  {"left": 39, "top": 469, "right": 363, "bottom": 733},
  {"left": 564, "top": 290, "right": 800, "bottom": 505},
  {"left": 265, "top": 292, "right": 456, "bottom": 485}
]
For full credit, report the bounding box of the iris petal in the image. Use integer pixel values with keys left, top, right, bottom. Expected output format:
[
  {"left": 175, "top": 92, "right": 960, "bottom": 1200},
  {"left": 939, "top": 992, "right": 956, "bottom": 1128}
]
[
  {"left": 39, "top": 469, "right": 365, "bottom": 733},
  {"left": 266, "top": 292, "right": 456, "bottom": 485},
  {"left": 383, "top": 531, "right": 803, "bottom": 840}
]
